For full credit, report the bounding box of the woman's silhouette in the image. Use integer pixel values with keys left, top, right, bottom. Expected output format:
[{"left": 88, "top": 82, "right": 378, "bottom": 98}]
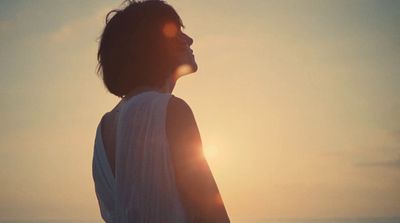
[{"left": 92, "top": 1, "right": 230, "bottom": 222}]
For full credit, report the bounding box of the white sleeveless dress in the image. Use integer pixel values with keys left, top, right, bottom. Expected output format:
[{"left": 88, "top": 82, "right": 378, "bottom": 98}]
[{"left": 92, "top": 91, "right": 187, "bottom": 223}]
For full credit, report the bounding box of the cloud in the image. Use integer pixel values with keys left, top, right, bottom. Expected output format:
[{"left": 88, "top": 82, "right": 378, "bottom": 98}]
[
  {"left": 0, "top": 20, "right": 12, "bottom": 33},
  {"left": 392, "top": 129, "right": 400, "bottom": 142},
  {"left": 355, "top": 155, "right": 400, "bottom": 168},
  {"left": 47, "top": 6, "right": 109, "bottom": 43},
  {"left": 48, "top": 25, "right": 74, "bottom": 43},
  {"left": 0, "top": 19, "right": 17, "bottom": 40}
]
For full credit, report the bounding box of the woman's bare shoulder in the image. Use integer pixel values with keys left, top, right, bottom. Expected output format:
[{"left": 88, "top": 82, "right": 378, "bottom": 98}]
[
  {"left": 166, "top": 95, "right": 199, "bottom": 146},
  {"left": 166, "top": 95, "right": 196, "bottom": 126},
  {"left": 167, "top": 95, "right": 192, "bottom": 113}
]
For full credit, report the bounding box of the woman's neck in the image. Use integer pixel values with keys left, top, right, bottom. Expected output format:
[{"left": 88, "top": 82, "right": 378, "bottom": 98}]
[{"left": 122, "top": 76, "right": 176, "bottom": 100}]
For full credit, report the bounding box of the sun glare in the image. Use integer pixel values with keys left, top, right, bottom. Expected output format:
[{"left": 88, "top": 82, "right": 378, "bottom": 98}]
[
  {"left": 203, "top": 145, "right": 218, "bottom": 160},
  {"left": 163, "top": 22, "right": 178, "bottom": 38},
  {"left": 175, "top": 64, "right": 193, "bottom": 78}
]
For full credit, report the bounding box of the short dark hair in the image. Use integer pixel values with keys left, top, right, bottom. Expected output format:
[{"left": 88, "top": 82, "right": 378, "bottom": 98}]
[{"left": 97, "top": 0, "right": 184, "bottom": 97}]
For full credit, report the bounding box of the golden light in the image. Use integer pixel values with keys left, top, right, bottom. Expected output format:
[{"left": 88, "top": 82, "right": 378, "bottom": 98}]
[
  {"left": 162, "top": 22, "right": 178, "bottom": 38},
  {"left": 174, "top": 64, "right": 193, "bottom": 78},
  {"left": 215, "top": 193, "right": 224, "bottom": 206},
  {"left": 202, "top": 145, "right": 218, "bottom": 160}
]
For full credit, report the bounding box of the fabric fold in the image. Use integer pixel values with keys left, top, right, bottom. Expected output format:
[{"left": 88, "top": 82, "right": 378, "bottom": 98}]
[{"left": 92, "top": 91, "right": 187, "bottom": 223}]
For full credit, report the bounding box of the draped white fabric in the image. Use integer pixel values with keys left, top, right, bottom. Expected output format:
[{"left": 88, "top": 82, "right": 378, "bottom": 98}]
[{"left": 92, "top": 91, "right": 187, "bottom": 223}]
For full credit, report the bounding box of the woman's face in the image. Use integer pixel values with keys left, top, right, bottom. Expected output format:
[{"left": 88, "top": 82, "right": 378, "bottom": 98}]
[{"left": 163, "top": 22, "right": 198, "bottom": 78}]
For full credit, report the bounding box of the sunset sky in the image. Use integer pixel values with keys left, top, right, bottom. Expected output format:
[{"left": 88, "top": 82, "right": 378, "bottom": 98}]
[{"left": 0, "top": 0, "right": 399, "bottom": 222}]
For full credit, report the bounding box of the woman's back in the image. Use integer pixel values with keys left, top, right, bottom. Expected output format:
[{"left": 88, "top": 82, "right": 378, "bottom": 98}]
[
  {"left": 100, "top": 103, "right": 119, "bottom": 177},
  {"left": 93, "top": 91, "right": 187, "bottom": 223}
]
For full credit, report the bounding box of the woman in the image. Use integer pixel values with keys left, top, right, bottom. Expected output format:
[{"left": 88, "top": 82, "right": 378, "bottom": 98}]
[{"left": 92, "top": 1, "right": 230, "bottom": 222}]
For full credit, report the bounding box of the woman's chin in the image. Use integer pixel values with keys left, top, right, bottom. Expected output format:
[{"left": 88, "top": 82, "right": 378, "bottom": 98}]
[{"left": 191, "top": 62, "right": 198, "bottom": 72}]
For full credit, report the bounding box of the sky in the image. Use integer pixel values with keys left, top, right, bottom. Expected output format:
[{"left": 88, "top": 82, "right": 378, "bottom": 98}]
[{"left": 0, "top": 0, "right": 399, "bottom": 222}]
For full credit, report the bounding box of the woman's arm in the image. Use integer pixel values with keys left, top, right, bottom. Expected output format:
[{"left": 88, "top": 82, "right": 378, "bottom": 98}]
[{"left": 166, "top": 96, "right": 230, "bottom": 223}]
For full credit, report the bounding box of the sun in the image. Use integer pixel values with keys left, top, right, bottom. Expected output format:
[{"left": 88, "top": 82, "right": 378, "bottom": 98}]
[{"left": 202, "top": 145, "right": 219, "bottom": 160}]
